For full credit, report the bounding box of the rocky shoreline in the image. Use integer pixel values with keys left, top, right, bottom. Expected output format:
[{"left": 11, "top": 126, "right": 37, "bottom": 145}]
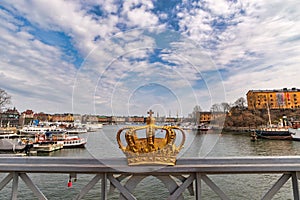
[{"left": 222, "top": 107, "right": 300, "bottom": 133}]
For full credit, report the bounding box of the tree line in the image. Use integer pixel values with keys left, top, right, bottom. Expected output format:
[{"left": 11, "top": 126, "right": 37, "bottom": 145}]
[
  {"left": 190, "top": 97, "right": 247, "bottom": 116},
  {"left": 210, "top": 97, "right": 247, "bottom": 113}
]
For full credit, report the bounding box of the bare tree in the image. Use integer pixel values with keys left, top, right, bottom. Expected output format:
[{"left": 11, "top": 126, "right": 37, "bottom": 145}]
[
  {"left": 220, "top": 102, "right": 231, "bottom": 113},
  {"left": 210, "top": 103, "right": 221, "bottom": 112},
  {"left": 192, "top": 105, "right": 201, "bottom": 123},
  {"left": 0, "top": 89, "right": 11, "bottom": 112},
  {"left": 234, "top": 97, "right": 247, "bottom": 109}
]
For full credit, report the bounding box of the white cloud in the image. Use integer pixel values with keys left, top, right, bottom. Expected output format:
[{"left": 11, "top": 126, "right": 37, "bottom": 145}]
[
  {"left": 176, "top": 0, "right": 300, "bottom": 105},
  {"left": 119, "top": 0, "right": 160, "bottom": 29},
  {"left": 1, "top": 0, "right": 300, "bottom": 116},
  {"left": 0, "top": 8, "right": 77, "bottom": 113}
]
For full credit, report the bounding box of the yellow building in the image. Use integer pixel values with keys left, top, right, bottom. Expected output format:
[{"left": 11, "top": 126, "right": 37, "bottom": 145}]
[
  {"left": 199, "top": 112, "right": 225, "bottom": 123},
  {"left": 247, "top": 88, "right": 300, "bottom": 110},
  {"left": 49, "top": 113, "right": 74, "bottom": 122}
]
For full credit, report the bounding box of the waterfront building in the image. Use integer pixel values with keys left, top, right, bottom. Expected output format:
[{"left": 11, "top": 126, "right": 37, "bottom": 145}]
[
  {"left": 97, "top": 116, "right": 111, "bottom": 124},
  {"left": 199, "top": 111, "right": 226, "bottom": 124},
  {"left": 19, "top": 109, "right": 34, "bottom": 126},
  {"left": 165, "top": 117, "right": 176, "bottom": 123},
  {"left": 33, "top": 112, "right": 48, "bottom": 122},
  {"left": 126, "top": 116, "right": 145, "bottom": 123},
  {"left": 247, "top": 88, "right": 300, "bottom": 110},
  {"left": 82, "top": 114, "right": 98, "bottom": 124},
  {"left": 199, "top": 112, "right": 211, "bottom": 123},
  {"left": 97, "top": 116, "right": 126, "bottom": 124},
  {"left": 49, "top": 113, "right": 74, "bottom": 122},
  {"left": 0, "top": 107, "right": 20, "bottom": 127},
  {"left": 114, "top": 116, "right": 126, "bottom": 124}
]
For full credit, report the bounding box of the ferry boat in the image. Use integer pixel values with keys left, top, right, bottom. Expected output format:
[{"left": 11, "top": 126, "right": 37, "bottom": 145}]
[
  {"left": 0, "top": 127, "right": 18, "bottom": 138},
  {"left": 19, "top": 126, "right": 66, "bottom": 135},
  {"left": 35, "top": 132, "right": 86, "bottom": 148},
  {"left": 57, "top": 135, "right": 86, "bottom": 148},
  {"left": 65, "top": 127, "right": 87, "bottom": 134}
]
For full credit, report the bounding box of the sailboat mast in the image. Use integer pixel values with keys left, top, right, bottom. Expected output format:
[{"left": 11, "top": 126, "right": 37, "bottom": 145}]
[{"left": 267, "top": 102, "right": 271, "bottom": 126}]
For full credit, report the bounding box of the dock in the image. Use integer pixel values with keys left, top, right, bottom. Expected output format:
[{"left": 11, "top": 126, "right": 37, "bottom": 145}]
[{"left": 32, "top": 143, "right": 63, "bottom": 152}]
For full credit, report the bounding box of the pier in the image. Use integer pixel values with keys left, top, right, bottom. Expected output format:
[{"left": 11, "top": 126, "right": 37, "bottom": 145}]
[{"left": 1, "top": 156, "right": 300, "bottom": 199}]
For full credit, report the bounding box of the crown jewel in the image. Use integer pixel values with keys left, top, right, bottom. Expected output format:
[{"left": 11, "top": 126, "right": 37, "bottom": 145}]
[{"left": 117, "top": 110, "right": 185, "bottom": 165}]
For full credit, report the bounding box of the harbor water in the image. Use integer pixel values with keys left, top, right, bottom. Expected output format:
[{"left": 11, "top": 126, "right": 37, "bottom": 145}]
[{"left": 1, "top": 125, "right": 300, "bottom": 199}]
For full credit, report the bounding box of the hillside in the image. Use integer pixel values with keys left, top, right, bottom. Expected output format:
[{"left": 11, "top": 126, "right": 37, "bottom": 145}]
[{"left": 224, "top": 107, "right": 300, "bottom": 129}]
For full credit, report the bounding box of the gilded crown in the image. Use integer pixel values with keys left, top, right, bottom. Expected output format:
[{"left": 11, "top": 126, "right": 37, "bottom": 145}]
[{"left": 116, "top": 110, "right": 185, "bottom": 166}]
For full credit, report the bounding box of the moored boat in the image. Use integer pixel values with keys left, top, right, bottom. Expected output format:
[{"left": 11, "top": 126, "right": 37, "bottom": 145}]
[
  {"left": 66, "top": 128, "right": 87, "bottom": 134},
  {"left": 197, "top": 124, "right": 212, "bottom": 132},
  {"left": 35, "top": 131, "right": 86, "bottom": 148},
  {"left": 32, "top": 143, "right": 63, "bottom": 152},
  {"left": 254, "top": 114, "right": 291, "bottom": 140},
  {"left": 0, "top": 139, "right": 28, "bottom": 152},
  {"left": 255, "top": 127, "right": 291, "bottom": 140},
  {"left": 56, "top": 136, "right": 86, "bottom": 148},
  {"left": 288, "top": 128, "right": 300, "bottom": 141},
  {"left": 0, "top": 127, "right": 18, "bottom": 138},
  {"left": 85, "top": 123, "right": 103, "bottom": 132},
  {"left": 19, "top": 126, "right": 66, "bottom": 135}
]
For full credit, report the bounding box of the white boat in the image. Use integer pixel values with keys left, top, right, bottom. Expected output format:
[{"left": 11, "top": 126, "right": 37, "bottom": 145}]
[
  {"left": 85, "top": 123, "right": 103, "bottom": 132},
  {"left": 32, "top": 143, "right": 63, "bottom": 152},
  {"left": 197, "top": 125, "right": 212, "bottom": 131},
  {"left": 66, "top": 128, "right": 87, "bottom": 134},
  {"left": 0, "top": 127, "right": 16, "bottom": 134},
  {"left": 56, "top": 136, "right": 86, "bottom": 148},
  {"left": 35, "top": 132, "right": 86, "bottom": 148},
  {"left": 180, "top": 123, "right": 194, "bottom": 130},
  {"left": 289, "top": 128, "right": 300, "bottom": 141},
  {"left": 0, "top": 127, "right": 18, "bottom": 138},
  {"left": 0, "top": 139, "right": 27, "bottom": 152},
  {"left": 19, "top": 126, "right": 65, "bottom": 135}
]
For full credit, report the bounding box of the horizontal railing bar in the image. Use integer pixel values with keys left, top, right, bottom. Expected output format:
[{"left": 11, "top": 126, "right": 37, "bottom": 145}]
[
  {"left": 0, "top": 156, "right": 300, "bottom": 174},
  {"left": 2, "top": 156, "right": 300, "bottom": 164}
]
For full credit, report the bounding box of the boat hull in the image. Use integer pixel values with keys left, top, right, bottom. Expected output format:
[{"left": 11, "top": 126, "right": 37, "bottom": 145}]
[
  {"left": 255, "top": 129, "right": 291, "bottom": 140},
  {"left": 289, "top": 128, "right": 300, "bottom": 141},
  {"left": 56, "top": 139, "right": 86, "bottom": 148}
]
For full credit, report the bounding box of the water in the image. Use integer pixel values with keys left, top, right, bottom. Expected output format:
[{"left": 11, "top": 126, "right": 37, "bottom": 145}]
[{"left": 1, "top": 125, "right": 300, "bottom": 199}]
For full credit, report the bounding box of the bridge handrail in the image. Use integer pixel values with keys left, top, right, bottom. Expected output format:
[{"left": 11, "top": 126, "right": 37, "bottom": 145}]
[
  {"left": 0, "top": 156, "right": 300, "bottom": 173},
  {"left": 1, "top": 156, "right": 300, "bottom": 199}
]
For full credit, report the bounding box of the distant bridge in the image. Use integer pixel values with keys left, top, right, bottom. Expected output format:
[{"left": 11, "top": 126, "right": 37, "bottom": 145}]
[{"left": 1, "top": 156, "right": 300, "bottom": 199}]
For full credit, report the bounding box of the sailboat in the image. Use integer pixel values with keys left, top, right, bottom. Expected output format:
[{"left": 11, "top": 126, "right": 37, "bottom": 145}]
[{"left": 254, "top": 103, "right": 291, "bottom": 140}]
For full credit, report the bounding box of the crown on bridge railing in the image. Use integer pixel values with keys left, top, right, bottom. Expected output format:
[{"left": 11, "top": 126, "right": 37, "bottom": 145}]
[{"left": 116, "top": 110, "right": 186, "bottom": 166}]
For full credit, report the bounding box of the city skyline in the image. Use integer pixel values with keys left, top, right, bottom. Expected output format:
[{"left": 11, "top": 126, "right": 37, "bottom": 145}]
[{"left": 0, "top": 1, "right": 299, "bottom": 116}]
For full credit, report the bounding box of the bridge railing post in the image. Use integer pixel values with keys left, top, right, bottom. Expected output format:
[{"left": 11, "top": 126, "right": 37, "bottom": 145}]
[
  {"left": 11, "top": 172, "right": 19, "bottom": 200},
  {"left": 292, "top": 172, "right": 300, "bottom": 200},
  {"left": 101, "top": 173, "right": 107, "bottom": 200},
  {"left": 196, "top": 173, "right": 201, "bottom": 199}
]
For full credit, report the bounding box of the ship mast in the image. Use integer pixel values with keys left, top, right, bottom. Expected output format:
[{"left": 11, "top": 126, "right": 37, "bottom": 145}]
[{"left": 267, "top": 102, "right": 272, "bottom": 126}]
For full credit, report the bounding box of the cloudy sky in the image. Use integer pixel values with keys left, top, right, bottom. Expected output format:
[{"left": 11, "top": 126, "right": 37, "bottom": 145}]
[{"left": 0, "top": 0, "right": 299, "bottom": 117}]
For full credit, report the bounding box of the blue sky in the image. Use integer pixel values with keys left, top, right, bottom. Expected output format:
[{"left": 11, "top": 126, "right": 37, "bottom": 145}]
[{"left": 0, "top": 0, "right": 300, "bottom": 116}]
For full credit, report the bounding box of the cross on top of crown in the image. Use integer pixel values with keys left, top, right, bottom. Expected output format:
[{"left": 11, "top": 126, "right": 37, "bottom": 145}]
[{"left": 147, "top": 109, "right": 154, "bottom": 117}]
